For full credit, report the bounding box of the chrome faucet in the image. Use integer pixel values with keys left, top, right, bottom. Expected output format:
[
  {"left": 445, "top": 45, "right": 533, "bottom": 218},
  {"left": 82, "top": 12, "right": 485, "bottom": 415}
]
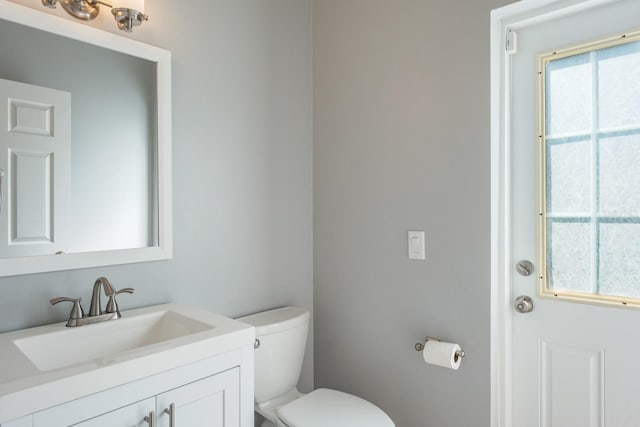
[{"left": 50, "top": 277, "right": 134, "bottom": 327}]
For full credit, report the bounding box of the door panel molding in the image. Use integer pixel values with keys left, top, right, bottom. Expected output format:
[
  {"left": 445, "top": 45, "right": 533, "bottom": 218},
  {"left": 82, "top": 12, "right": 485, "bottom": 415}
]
[
  {"left": 10, "top": 149, "right": 54, "bottom": 244},
  {"left": 540, "top": 340, "right": 604, "bottom": 427},
  {"left": 9, "top": 98, "right": 54, "bottom": 136}
]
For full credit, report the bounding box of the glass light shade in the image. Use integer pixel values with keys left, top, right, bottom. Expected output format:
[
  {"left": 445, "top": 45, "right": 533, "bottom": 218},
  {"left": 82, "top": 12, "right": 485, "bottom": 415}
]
[{"left": 115, "top": 0, "right": 144, "bottom": 12}]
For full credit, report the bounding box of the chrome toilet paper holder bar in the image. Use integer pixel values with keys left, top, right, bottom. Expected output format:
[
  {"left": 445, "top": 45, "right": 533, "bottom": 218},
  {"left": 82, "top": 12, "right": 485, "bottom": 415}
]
[{"left": 414, "top": 337, "right": 466, "bottom": 360}]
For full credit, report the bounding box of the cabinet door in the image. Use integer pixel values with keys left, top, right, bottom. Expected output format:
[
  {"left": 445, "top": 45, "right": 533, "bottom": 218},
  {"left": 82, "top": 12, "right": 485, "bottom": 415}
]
[
  {"left": 156, "top": 368, "right": 240, "bottom": 427},
  {"left": 70, "top": 398, "right": 155, "bottom": 427}
]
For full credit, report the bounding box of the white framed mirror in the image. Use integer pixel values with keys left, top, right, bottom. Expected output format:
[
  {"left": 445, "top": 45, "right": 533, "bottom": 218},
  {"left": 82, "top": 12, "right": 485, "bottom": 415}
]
[{"left": 0, "top": 1, "right": 172, "bottom": 277}]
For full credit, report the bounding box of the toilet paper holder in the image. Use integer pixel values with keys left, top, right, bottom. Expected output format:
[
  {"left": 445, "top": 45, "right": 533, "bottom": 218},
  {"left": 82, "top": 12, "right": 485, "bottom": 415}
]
[{"left": 414, "top": 337, "right": 466, "bottom": 360}]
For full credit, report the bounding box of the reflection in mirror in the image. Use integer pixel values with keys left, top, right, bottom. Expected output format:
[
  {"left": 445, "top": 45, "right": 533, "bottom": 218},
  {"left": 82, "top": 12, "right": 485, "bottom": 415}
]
[
  {"left": 0, "top": 2, "right": 171, "bottom": 276},
  {"left": 0, "top": 18, "right": 157, "bottom": 257}
]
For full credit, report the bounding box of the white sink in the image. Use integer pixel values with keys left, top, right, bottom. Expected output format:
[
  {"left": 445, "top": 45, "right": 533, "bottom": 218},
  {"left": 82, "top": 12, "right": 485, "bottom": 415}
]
[
  {"left": 0, "top": 303, "right": 254, "bottom": 424},
  {"left": 14, "top": 309, "right": 213, "bottom": 371}
]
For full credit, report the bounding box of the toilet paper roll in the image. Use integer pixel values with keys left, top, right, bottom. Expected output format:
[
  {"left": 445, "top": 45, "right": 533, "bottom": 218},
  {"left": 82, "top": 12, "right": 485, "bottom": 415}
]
[{"left": 422, "top": 340, "right": 462, "bottom": 370}]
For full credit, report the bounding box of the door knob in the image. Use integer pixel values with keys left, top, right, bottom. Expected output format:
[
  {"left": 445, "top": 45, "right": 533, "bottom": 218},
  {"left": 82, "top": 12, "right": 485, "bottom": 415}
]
[{"left": 514, "top": 295, "right": 534, "bottom": 313}]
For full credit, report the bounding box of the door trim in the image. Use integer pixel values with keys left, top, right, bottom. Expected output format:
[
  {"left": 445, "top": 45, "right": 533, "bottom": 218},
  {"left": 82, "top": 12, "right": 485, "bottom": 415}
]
[{"left": 489, "top": 1, "right": 621, "bottom": 426}]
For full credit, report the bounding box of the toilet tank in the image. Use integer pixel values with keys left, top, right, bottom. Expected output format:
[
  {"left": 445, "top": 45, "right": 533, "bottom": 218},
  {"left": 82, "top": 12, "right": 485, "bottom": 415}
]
[{"left": 238, "top": 307, "right": 309, "bottom": 404}]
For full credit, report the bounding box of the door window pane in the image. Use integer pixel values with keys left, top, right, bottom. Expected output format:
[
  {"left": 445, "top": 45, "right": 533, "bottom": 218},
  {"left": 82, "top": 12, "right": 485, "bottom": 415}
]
[
  {"left": 547, "top": 221, "right": 592, "bottom": 293},
  {"left": 599, "top": 223, "right": 640, "bottom": 299},
  {"left": 540, "top": 34, "right": 640, "bottom": 306},
  {"left": 599, "top": 133, "right": 640, "bottom": 214},
  {"left": 546, "top": 53, "right": 592, "bottom": 135},
  {"left": 598, "top": 42, "right": 640, "bottom": 129},
  {"left": 547, "top": 138, "right": 592, "bottom": 214}
]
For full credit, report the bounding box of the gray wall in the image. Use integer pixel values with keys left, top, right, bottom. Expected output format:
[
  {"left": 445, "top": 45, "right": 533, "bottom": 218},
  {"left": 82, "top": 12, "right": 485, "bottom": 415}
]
[
  {"left": 0, "top": 0, "right": 313, "bottom": 393},
  {"left": 313, "top": 1, "right": 512, "bottom": 426}
]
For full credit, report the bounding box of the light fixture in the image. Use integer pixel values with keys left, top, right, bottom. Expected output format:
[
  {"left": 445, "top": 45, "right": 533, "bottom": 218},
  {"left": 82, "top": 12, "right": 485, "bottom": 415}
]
[{"left": 41, "top": 0, "right": 148, "bottom": 32}]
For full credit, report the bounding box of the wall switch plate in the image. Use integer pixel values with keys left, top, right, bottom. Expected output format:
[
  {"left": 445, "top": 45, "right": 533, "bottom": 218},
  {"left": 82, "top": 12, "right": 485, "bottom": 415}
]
[{"left": 408, "top": 231, "right": 425, "bottom": 260}]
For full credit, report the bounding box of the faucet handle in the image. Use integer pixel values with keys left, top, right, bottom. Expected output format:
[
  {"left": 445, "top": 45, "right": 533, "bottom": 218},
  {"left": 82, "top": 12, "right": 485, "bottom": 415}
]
[
  {"left": 50, "top": 297, "right": 85, "bottom": 321},
  {"left": 104, "top": 287, "right": 134, "bottom": 314}
]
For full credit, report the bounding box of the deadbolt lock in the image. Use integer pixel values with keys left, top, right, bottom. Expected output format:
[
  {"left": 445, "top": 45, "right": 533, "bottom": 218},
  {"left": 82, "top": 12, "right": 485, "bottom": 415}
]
[{"left": 516, "top": 260, "right": 534, "bottom": 276}]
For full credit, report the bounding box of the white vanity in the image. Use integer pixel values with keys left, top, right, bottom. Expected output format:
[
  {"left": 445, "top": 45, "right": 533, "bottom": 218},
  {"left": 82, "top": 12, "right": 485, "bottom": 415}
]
[{"left": 0, "top": 304, "right": 255, "bottom": 426}]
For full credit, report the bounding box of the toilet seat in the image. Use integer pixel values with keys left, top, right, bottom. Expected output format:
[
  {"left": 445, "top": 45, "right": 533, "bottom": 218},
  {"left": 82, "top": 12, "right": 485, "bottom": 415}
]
[{"left": 276, "top": 388, "right": 394, "bottom": 427}]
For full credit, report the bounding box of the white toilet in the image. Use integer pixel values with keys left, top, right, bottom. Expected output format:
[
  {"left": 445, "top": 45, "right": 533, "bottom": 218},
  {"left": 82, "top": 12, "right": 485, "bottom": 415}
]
[{"left": 238, "top": 306, "right": 395, "bottom": 427}]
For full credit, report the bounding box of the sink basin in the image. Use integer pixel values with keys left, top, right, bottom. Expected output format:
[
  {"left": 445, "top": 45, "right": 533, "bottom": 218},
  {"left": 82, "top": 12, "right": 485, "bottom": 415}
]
[{"left": 14, "top": 309, "right": 213, "bottom": 371}]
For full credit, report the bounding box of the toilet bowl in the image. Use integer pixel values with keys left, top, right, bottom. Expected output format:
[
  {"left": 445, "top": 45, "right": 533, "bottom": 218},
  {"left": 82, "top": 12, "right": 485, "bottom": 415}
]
[{"left": 238, "top": 307, "right": 394, "bottom": 427}]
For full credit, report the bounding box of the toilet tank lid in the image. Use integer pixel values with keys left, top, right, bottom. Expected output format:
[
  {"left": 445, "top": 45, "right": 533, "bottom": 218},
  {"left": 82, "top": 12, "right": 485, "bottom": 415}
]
[
  {"left": 277, "top": 389, "right": 395, "bottom": 427},
  {"left": 237, "top": 306, "right": 309, "bottom": 335}
]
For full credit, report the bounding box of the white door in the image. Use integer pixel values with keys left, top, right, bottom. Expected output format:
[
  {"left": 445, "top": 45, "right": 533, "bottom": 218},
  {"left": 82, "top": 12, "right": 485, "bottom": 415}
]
[
  {"left": 509, "top": 1, "right": 640, "bottom": 426},
  {"left": 0, "top": 78, "right": 70, "bottom": 257}
]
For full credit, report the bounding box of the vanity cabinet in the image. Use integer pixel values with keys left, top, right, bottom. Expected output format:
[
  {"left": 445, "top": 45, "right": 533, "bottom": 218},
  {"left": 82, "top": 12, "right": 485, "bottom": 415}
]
[
  {"left": 63, "top": 369, "right": 239, "bottom": 427},
  {"left": 1, "top": 348, "right": 252, "bottom": 427}
]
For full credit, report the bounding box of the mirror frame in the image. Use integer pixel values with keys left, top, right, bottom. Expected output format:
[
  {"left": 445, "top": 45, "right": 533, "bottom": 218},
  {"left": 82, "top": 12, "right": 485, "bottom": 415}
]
[{"left": 0, "top": 2, "right": 172, "bottom": 277}]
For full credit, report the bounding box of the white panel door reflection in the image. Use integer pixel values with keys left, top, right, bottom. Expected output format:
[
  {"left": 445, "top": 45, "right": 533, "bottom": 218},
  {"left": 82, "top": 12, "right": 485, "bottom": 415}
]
[{"left": 0, "top": 78, "right": 70, "bottom": 257}]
